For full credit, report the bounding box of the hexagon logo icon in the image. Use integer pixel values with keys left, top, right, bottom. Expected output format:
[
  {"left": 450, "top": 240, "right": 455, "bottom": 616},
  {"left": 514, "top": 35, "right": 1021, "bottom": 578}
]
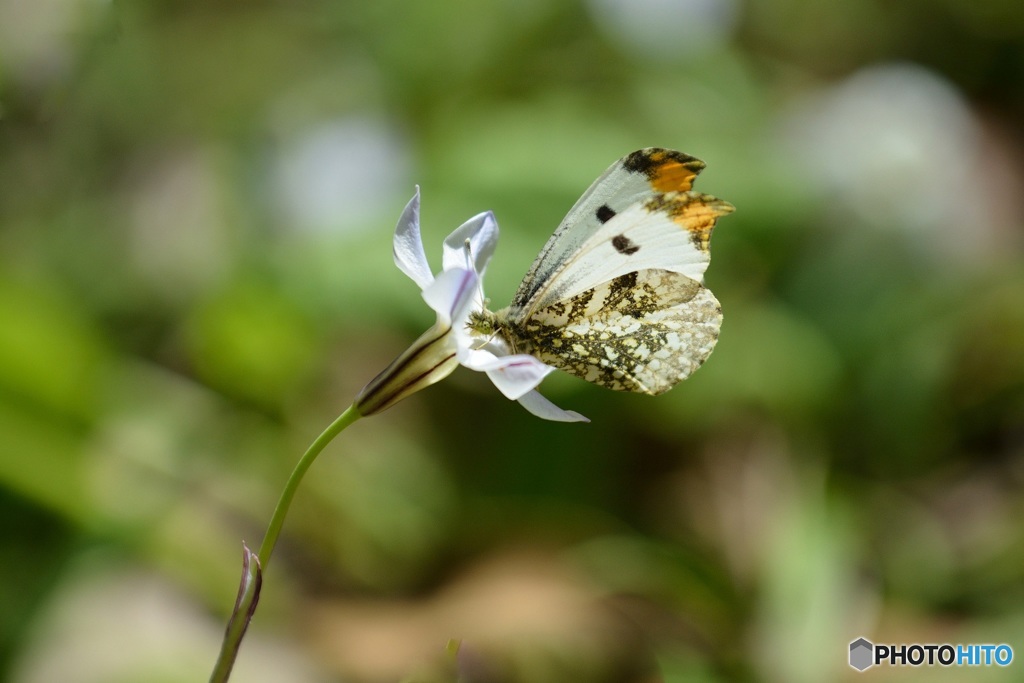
[{"left": 849, "top": 637, "right": 874, "bottom": 671}]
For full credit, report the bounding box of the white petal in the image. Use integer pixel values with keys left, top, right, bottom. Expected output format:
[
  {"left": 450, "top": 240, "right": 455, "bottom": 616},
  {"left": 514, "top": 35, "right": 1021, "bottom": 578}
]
[
  {"left": 421, "top": 267, "right": 478, "bottom": 326},
  {"left": 517, "top": 390, "right": 589, "bottom": 423},
  {"left": 392, "top": 187, "right": 433, "bottom": 289},
  {"left": 457, "top": 345, "right": 501, "bottom": 368},
  {"left": 442, "top": 211, "right": 499, "bottom": 275},
  {"left": 455, "top": 330, "right": 514, "bottom": 365},
  {"left": 472, "top": 354, "right": 554, "bottom": 400}
]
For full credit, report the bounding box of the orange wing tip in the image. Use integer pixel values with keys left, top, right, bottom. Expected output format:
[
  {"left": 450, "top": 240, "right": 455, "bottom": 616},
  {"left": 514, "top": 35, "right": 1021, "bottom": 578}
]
[
  {"left": 624, "top": 148, "right": 706, "bottom": 193},
  {"left": 643, "top": 192, "right": 732, "bottom": 251}
]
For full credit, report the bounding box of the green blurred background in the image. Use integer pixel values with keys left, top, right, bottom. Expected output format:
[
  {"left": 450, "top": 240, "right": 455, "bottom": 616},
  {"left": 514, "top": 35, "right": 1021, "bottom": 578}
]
[{"left": 1, "top": 1, "right": 1023, "bottom": 681}]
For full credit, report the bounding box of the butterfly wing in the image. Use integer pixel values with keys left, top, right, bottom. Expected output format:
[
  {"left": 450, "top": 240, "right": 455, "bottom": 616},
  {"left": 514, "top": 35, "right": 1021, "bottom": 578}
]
[
  {"left": 503, "top": 269, "right": 722, "bottom": 395},
  {"left": 509, "top": 149, "right": 732, "bottom": 318}
]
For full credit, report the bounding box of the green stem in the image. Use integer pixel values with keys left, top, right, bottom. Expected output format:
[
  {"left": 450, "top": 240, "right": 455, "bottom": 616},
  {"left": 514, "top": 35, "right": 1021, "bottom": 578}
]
[
  {"left": 257, "top": 404, "right": 361, "bottom": 567},
  {"left": 209, "top": 404, "right": 362, "bottom": 683}
]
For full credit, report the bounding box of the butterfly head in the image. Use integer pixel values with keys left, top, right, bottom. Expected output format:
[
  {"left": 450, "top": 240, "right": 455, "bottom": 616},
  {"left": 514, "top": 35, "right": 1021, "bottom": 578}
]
[
  {"left": 466, "top": 309, "right": 495, "bottom": 336},
  {"left": 466, "top": 308, "right": 523, "bottom": 355}
]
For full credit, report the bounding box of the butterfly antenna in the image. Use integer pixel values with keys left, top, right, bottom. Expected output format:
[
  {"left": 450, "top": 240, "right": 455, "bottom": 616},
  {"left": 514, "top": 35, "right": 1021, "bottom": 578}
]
[
  {"left": 463, "top": 237, "right": 488, "bottom": 307},
  {"left": 461, "top": 237, "right": 510, "bottom": 355}
]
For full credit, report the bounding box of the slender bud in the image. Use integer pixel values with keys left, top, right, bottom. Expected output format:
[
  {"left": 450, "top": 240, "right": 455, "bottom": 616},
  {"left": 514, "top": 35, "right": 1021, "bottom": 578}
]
[{"left": 354, "top": 323, "right": 460, "bottom": 416}]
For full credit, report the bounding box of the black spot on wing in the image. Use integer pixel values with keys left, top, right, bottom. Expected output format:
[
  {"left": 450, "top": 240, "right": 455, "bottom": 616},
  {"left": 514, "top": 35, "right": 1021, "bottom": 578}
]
[
  {"left": 612, "top": 234, "right": 640, "bottom": 255},
  {"left": 596, "top": 204, "right": 616, "bottom": 223}
]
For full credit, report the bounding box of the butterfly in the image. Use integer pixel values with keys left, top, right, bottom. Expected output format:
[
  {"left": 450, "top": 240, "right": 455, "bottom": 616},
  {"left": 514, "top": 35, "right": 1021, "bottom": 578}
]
[{"left": 469, "top": 148, "right": 733, "bottom": 395}]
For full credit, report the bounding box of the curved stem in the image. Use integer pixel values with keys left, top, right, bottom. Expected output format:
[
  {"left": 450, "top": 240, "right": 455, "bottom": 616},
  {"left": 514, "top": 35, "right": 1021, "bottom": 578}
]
[
  {"left": 209, "top": 404, "right": 362, "bottom": 683},
  {"left": 257, "top": 404, "right": 361, "bottom": 568}
]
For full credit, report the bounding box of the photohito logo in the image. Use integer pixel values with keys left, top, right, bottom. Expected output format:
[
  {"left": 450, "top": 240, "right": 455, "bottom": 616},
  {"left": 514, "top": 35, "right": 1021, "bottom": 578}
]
[{"left": 849, "top": 637, "right": 1013, "bottom": 672}]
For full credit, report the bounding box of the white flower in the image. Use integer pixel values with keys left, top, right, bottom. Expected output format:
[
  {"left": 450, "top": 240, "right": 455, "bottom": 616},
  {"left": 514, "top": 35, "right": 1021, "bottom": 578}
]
[{"left": 355, "top": 188, "right": 588, "bottom": 422}]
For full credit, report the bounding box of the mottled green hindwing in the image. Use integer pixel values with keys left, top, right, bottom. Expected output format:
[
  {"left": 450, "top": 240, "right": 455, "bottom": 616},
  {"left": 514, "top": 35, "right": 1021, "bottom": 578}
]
[{"left": 497, "top": 269, "right": 722, "bottom": 395}]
